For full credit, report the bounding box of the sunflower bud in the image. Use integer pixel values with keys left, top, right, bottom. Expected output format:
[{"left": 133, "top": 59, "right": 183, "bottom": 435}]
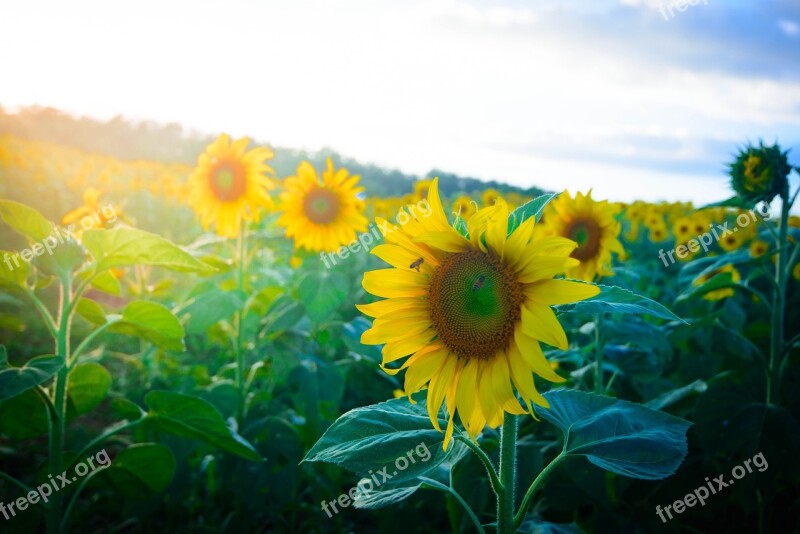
[{"left": 729, "top": 141, "right": 791, "bottom": 204}]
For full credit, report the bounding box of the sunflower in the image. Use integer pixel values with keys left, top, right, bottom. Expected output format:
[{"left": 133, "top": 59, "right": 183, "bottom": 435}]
[
  {"left": 277, "top": 158, "right": 368, "bottom": 252},
  {"left": 749, "top": 239, "right": 769, "bottom": 258},
  {"left": 187, "top": 133, "right": 277, "bottom": 238},
  {"left": 729, "top": 142, "right": 791, "bottom": 204},
  {"left": 358, "top": 179, "right": 599, "bottom": 448},
  {"left": 413, "top": 180, "right": 434, "bottom": 202},
  {"left": 451, "top": 195, "right": 477, "bottom": 220},
  {"left": 536, "top": 191, "right": 624, "bottom": 282},
  {"left": 481, "top": 188, "right": 501, "bottom": 207},
  {"left": 694, "top": 264, "right": 740, "bottom": 301},
  {"left": 718, "top": 229, "right": 744, "bottom": 252},
  {"left": 62, "top": 187, "right": 120, "bottom": 229}
]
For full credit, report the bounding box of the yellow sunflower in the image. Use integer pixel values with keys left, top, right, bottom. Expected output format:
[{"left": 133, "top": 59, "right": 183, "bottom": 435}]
[
  {"left": 358, "top": 179, "right": 599, "bottom": 448},
  {"left": 536, "top": 191, "right": 624, "bottom": 282},
  {"left": 749, "top": 239, "right": 769, "bottom": 258},
  {"left": 413, "top": 179, "right": 434, "bottom": 202},
  {"left": 718, "top": 229, "right": 744, "bottom": 252},
  {"left": 451, "top": 195, "right": 477, "bottom": 220},
  {"left": 481, "top": 188, "right": 501, "bottom": 207},
  {"left": 694, "top": 264, "right": 740, "bottom": 301},
  {"left": 277, "top": 158, "right": 368, "bottom": 252},
  {"left": 187, "top": 133, "right": 277, "bottom": 238}
]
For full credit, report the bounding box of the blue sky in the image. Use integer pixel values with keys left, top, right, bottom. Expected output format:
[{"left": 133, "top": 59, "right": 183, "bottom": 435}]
[{"left": 1, "top": 0, "right": 798, "bottom": 203}]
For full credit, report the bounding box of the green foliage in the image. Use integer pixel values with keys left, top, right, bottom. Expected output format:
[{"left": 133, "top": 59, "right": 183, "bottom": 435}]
[{"left": 0, "top": 348, "right": 63, "bottom": 402}]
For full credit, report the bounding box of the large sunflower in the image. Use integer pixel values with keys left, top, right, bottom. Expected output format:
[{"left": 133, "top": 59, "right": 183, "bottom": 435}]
[
  {"left": 536, "top": 191, "right": 624, "bottom": 282},
  {"left": 277, "top": 158, "right": 368, "bottom": 252},
  {"left": 358, "top": 179, "right": 599, "bottom": 448},
  {"left": 187, "top": 133, "right": 277, "bottom": 238}
]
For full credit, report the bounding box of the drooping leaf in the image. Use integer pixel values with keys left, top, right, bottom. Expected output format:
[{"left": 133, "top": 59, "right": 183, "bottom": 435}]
[
  {"left": 144, "top": 390, "right": 261, "bottom": 461},
  {"left": 97, "top": 443, "right": 176, "bottom": 495},
  {"left": 507, "top": 193, "right": 558, "bottom": 235},
  {"left": 557, "top": 284, "right": 686, "bottom": 323},
  {"left": 82, "top": 226, "right": 215, "bottom": 274},
  {"left": 0, "top": 353, "right": 63, "bottom": 402},
  {"left": 645, "top": 380, "right": 708, "bottom": 411},
  {"left": 304, "top": 395, "right": 456, "bottom": 484},
  {"left": 108, "top": 301, "right": 185, "bottom": 351},
  {"left": 67, "top": 362, "right": 112, "bottom": 415},
  {"left": 298, "top": 270, "right": 348, "bottom": 323},
  {"left": 0, "top": 199, "right": 55, "bottom": 241},
  {"left": 535, "top": 389, "right": 691, "bottom": 480}
]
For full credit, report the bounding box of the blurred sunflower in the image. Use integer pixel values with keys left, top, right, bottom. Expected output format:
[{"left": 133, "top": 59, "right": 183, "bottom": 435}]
[
  {"left": 413, "top": 179, "right": 433, "bottom": 202},
  {"left": 62, "top": 187, "right": 121, "bottom": 229},
  {"left": 187, "top": 133, "right": 276, "bottom": 238},
  {"left": 536, "top": 191, "right": 624, "bottom": 282},
  {"left": 718, "top": 229, "right": 744, "bottom": 252},
  {"left": 481, "top": 188, "right": 501, "bottom": 207},
  {"left": 358, "top": 179, "right": 599, "bottom": 448},
  {"left": 694, "top": 264, "right": 740, "bottom": 301},
  {"left": 278, "top": 158, "right": 368, "bottom": 252},
  {"left": 451, "top": 195, "right": 477, "bottom": 220},
  {"left": 793, "top": 263, "right": 800, "bottom": 281},
  {"left": 749, "top": 239, "right": 769, "bottom": 258}
]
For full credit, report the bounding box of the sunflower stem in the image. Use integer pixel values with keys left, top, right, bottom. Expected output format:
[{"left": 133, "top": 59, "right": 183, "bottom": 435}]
[
  {"left": 235, "top": 219, "right": 248, "bottom": 420},
  {"left": 456, "top": 435, "right": 502, "bottom": 496},
  {"left": 514, "top": 451, "right": 567, "bottom": 528},
  {"left": 497, "top": 413, "right": 518, "bottom": 534},
  {"left": 767, "top": 190, "right": 790, "bottom": 405},
  {"left": 593, "top": 313, "right": 605, "bottom": 395}
]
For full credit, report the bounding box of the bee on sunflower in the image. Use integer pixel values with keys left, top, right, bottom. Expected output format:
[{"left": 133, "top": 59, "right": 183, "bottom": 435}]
[
  {"left": 535, "top": 191, "right": 624, "bottom": 282},
  {"left": 186, "top": 133, "right": 277, "bottom": 238},
  {"left": 277, "top": 158, "right": 368, "bottom": 253},
  {"left": 358, "top": 179, "right": 599, "bottom": 448}
]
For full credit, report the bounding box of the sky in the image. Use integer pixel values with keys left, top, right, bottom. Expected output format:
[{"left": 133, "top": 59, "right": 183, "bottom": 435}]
[{"left": 1, "top": 0, "right": 799, "bottom": 204}]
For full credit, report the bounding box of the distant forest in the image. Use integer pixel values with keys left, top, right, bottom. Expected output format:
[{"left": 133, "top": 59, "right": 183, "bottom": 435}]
[{"left": 0, "top": 106, "right": 546, "bottom": 198}]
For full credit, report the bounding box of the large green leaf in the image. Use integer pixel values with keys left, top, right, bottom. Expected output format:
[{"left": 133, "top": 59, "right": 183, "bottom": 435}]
[
  {"left": 67, "top": 362, "right": 112, "bottom": 415},
  {"left": 298, "top": 270, "right": 348, "bottom": 323},
  {"left": 303, "top": 396, "right": 456, "bottom": 484},
  {"left": 507, "top": 193, "right": 558, "bottom": 234},
  {"left": 0, "top": 351, "right": 63, "bottom": 402},
  {"left": 103, "top": 443, "right": 177, "bottom": 493},
  {"left": 534, "top": 389, "right": 690, "bottom": 480},
  {"left": 0, "top": 199, "right": 55, "bottom": 241},
  {"left": 76, "top": 298, "right": 108, "bottom": 325},
  {"left": 557, "top": 284, "right": 686, "bottom": 323},
  {"left": 144, "top": 390, "right": 261, "bottom": 461},
  {"left": 180, "top": 289, "right": 244, "bottom": 334},
  {"left": 108, "top": 301, "right": 185, "bottom": 351},
  {"left": 0, "top": 388, "right": 49, "bottom": 438},
  {"left": 81, "top": 226, "right": 215, "bottom": 274},
  {"left": 0, "top": 249, "right": 29, "bottom": 287}
]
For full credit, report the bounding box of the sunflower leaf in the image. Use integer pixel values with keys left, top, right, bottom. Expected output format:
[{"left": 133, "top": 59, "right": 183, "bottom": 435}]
[
  {"left": 556, "top": 284, "right": 686, "bottom": 323},
  {"left": 0, "top": 353, "right": 64, "bottom": 402},
  {"left": 82, "top": 226, "right": 216, "bottom": 274},
  {"left": 535, "top": 389, "right": 691, "bottom": 480},
  {"left": 303, "top": 395, "right": 459, "bottom": 484},
  {"left": 507, "top": 192, "right": 558, "bottom": 235}
]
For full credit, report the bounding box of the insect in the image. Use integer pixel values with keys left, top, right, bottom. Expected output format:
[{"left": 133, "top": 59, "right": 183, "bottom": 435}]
[
  {"left": 471, "top": 275, "right": 486, "bottom": 292},
  {"left": 409, "top": 257, "right": 424, "bottom": 271}
]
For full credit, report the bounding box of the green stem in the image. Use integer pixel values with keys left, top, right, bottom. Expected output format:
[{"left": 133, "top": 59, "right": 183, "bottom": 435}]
[
  {"left": 497, "top": 413, "right": 518, "bottom": 534},
  {"left": 594, "top": 314, "right": 605, "bottom": 394},
  {"left": 66, "top": 419, "right": 141, "bottom": 473},
  {"left": 25, "top": 287, "right": 57, "bottom": 338},
  {"left": 70, "top": 319, "right": 119, "bottom": 366},
  {"left": 235, "top": 220, "right": 248, "bottom": 419},
  {"left": 60, "top": 470, "right": 101, "bottom": 531},
  {"left": 419, "top": 477, "right": 485, "bottom": 534},
  {"left": 767, "top": 191, "right": 790, "bottom": 405},
  {"left": 455, "top": 435, "right": 502, "bottom": 496},
  {"left": 48, "top": 275, "right": 72, "bottom": 534},
  {"left": 0, "top": 470, "right": 39, "bottom": 500},
  {"left": 514, "top": 451, "right": 567, "bottom": 528}
]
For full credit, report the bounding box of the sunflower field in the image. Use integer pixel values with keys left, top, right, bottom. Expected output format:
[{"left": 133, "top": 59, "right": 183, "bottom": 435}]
[{"left": 1, "top": 118, "right": 799, "bottom": 534}]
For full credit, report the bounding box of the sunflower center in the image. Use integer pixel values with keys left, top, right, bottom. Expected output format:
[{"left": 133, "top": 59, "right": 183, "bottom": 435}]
[
  {"left": 428, "top": 250, "right": 524, "bottom": 360},
  {"left": 209, "top": 160, "right": 247, "bottom": 202},
  {"left": 565, "top": 218, "right": 601, "bottom": 261},
  {"left": 303, "top": 186, "right": 341, "bottom": 224}
]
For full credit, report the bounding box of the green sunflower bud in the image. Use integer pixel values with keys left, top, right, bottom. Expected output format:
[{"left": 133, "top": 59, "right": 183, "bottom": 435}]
[{"left": 729, "top": 141, "right": 791, "bottom": 204}]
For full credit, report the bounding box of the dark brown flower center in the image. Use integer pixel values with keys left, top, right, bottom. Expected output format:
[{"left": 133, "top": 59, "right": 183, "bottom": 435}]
[{"left": 303, "top": 187, "right": 341, "bottom": 224}]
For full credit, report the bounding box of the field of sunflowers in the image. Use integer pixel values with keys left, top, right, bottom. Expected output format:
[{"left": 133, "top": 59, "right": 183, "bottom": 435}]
[{"left": 1, "top": 113, "right": 799, "bottom": 534}]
